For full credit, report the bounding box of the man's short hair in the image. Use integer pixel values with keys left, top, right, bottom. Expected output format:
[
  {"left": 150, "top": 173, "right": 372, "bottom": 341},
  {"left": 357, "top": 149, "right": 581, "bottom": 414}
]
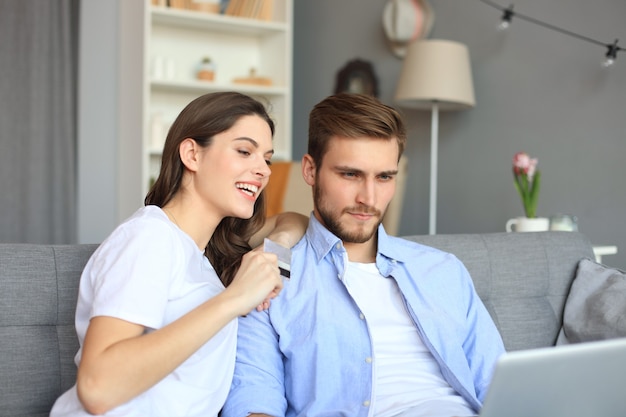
[{"left": 307, "top": 93, "right": 407, "bottom": 167}]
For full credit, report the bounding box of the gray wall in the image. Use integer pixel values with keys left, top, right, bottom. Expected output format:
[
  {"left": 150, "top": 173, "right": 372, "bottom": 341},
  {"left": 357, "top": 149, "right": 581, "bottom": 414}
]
[{"left": 293, "top": 0, "right": 626, "bottom": 269}]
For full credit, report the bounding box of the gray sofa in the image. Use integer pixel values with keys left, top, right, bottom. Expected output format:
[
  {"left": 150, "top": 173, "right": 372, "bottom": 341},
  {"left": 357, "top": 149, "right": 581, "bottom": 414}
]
[{"left": 0, "top": 232, "right": 595, "bottom": 416}]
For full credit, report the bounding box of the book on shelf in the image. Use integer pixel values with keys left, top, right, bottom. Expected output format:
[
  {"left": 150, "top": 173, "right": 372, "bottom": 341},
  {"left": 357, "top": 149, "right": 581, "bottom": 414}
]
[
  {"left": 258, "top": 0, "right": 274, "bottom": 20},
  {"left": 187, "top": 0, "right": 221, "bottom": 13},
  {"left": 164, "top": 0, "right": 221, "bottom": 13},
  {"left": 223, "top": 0, "right": 274, "bottom": 21}
]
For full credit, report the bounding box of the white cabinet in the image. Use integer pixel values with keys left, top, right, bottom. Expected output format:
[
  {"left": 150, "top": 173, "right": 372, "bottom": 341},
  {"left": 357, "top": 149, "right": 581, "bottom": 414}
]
[{"left": 143, "top": 0, "right": 293, "bottom": 194}]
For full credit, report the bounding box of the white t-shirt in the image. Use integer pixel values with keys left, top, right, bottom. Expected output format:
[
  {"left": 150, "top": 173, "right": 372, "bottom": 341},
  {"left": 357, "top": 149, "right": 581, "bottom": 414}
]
[
  {"left": 344, "top": 262, "right": 475, "bottom": 417},
  {"left": 51, "top": 206, "right": 237, "bottom": 417}
]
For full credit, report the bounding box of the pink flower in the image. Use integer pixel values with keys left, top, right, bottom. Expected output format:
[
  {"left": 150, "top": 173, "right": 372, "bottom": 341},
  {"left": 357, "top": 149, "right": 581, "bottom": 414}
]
[
  {"left": 527, "top": 158, "right": 538, "bottom": 179},
  {"left": 513, "top": 152, "right": 538, "bottom": 180},
  {"left": 513, "top": 152, "right": 530, "bottom": 170},
  {"left": 512, "top": 152, "right": 541, "bottom": 218}
]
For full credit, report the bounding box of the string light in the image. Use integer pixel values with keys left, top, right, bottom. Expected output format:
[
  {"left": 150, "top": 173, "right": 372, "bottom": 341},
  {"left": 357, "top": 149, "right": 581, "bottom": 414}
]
[
  {"left": 477, "top": 0, "right": 623, "bottom": 67},
  {"left": 497, "top": 5, "right": 514, "bottom": 31},
  {"left": 603, "top": 39, "right": 619, "bottom": 67}
]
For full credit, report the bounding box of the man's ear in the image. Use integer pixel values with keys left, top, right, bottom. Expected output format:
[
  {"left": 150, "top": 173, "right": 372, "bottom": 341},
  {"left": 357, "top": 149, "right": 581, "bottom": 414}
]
[
  {"left": 179, "top": 138, "right": 200, "bottom": 172},
  {"left": 301, "top": 154, "right": 316, "bottom": 186}
]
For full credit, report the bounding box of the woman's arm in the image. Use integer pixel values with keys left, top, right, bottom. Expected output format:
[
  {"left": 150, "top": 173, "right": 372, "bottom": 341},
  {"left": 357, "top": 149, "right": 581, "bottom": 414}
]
[
  {"left": 77, "top": 250, "right": 282, "bottom": 415},
  {"left": 249, "top": 211, "right": 308, "bottom": 249}
]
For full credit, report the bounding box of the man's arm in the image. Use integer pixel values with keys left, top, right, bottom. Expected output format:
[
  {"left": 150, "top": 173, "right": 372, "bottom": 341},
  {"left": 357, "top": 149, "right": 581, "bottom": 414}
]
[
  {"left": 221, "top": 307, "right": 288, "bottom": 417},
  {"left": 459, "top": 261, "right": 505, "bottom": 403},
  {"left": 249, "top": 211, "right": 308, "bottom": 249}
]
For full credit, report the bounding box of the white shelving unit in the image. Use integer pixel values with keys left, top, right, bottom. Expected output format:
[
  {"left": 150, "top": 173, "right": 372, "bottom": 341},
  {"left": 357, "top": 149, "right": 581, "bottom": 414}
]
[{"left": 143, "top": 0, "right": 293, "bottom": 194}]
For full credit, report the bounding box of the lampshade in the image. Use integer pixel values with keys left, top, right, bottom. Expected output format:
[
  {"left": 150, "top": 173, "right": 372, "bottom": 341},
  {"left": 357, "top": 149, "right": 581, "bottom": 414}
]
[{"left": 395, "top": 39, "right": 475, "bottom": 110}]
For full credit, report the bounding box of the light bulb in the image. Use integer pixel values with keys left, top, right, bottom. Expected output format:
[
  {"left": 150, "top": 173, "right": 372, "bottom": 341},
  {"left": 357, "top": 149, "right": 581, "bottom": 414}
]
[
  {"left": 497, "top": 7, "right": 514, "bottom": 31},
  {"left": 603, "top": 39, "right": 619, "bottom": 68},
  {"left": 602, "top": 57, "right": 615, "bottom": 68},
  {"left": 497, "top": 20, "right": 510, "bottom": 31}
]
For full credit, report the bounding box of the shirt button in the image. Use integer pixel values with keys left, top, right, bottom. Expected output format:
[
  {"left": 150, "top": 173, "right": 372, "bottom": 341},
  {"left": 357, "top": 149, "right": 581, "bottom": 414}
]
[
  {"left": 336, "top": 243, "right": 341, "bottom": 250},
  {"left": 359, "top": 313, "right": 365, "bottom": 320},
  {"left": 363, "top": 400, "right": 371, "bottom": 407},
  {"left": 365, "top": 357, "right": 372, "bottom": 363}
]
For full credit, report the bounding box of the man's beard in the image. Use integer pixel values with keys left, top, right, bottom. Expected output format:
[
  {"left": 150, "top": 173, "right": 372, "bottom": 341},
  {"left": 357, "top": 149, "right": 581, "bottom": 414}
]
[{"left": 313, "top": 181, "right": 384, "bottom": 244}]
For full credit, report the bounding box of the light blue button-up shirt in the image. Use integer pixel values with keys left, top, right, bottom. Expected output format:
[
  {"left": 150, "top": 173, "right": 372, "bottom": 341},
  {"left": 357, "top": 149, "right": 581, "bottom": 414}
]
[{"left": 223, "top": 216, "right": 505, "bottom": 417}]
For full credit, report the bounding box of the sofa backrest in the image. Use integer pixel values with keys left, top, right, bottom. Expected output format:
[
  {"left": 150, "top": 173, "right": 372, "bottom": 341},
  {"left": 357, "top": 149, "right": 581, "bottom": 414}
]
[
  {"left": 0, "top": 243, "right": 98, "bottom": 417},
  {"left": 402, "top": 232, "right": 595, "bottom": 351}
]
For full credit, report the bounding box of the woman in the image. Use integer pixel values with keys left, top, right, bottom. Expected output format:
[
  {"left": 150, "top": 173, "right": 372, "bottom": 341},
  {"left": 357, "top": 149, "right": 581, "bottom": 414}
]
[{"left": 51, "top": 92, "right": 306, "bottom": 416}]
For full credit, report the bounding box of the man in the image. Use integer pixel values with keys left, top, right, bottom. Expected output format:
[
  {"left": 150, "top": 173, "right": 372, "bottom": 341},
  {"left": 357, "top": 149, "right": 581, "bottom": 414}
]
[{"left": 222, "top": 93, "right": 505, "bottom": 417}]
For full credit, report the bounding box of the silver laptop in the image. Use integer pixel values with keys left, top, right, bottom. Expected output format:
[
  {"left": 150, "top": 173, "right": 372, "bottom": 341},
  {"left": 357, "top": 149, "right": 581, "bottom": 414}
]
[{"left": 478, "top": 337, "right": 626, "bottom": 417}]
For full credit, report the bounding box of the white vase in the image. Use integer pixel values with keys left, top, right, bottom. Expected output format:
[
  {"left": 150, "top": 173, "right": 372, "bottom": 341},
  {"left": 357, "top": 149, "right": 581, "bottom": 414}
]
[{"left": 505, "top": 216, "right": 550, "bottom": 232}]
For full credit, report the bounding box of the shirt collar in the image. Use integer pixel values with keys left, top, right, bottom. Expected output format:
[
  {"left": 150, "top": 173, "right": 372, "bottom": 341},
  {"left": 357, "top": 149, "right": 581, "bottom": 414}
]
[
  {"left": 305, "top": 215, "right": 415, "bottom": 266},
  {"left": 305, "top": 215, "right": 343, "bottom": 263}
]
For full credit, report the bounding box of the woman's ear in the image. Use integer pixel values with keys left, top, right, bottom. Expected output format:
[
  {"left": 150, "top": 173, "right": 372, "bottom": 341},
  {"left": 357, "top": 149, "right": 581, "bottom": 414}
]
[
  {"left": 179, "top": 138, "right": 200, "bottom": 172},
  {"left": 301, "top": 154, "right": 316, "bottom": 186}
]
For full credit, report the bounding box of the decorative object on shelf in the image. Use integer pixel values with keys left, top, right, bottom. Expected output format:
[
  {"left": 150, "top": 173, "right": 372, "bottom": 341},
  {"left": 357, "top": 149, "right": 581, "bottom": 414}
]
[
  {"left": 395, "top": 39, "right": 475, "bottom": 235},
  {"left": 550, "top": 213, "right": 579, "bottom": 232},
  {"left": 475, "top": 0, "right": 623, "bottom": 67},
  {"left": 512, "top": 151, "right": 541, "bottom": 218},
  {"left": 197, "top": 56, "right": 215, "bottom": 81},
  {"left": 150, "top": 112, "right": 166, "bottom": 149},
  {"left": 150, "top": 55, "right": 176, "bottom": 80},
  {"left": 334, "top": 59, "right": 379, "bottom": 97},
  {"left": 232, "top": 68, "right": 272, "bottom": 86},
  {"left": 506, "top": 216, "right": 550, "bottom": 232},
  {"left": 382, "top": 0, "right": 434, "bottom": 58},
  {"left": 151, "top": 55, "right": 165, "bottom": 79}
]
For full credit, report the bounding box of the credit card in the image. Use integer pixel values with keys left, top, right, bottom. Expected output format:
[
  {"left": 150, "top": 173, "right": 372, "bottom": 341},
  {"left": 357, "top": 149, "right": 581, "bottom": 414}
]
[{"left": 263, "top": 238, "right": 291, "bottom": 279}]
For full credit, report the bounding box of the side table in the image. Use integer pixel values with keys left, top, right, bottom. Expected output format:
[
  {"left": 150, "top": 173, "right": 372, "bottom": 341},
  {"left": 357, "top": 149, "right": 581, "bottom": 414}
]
[{"left": 592, "top": 245, "right": 618, "bottom": 263}]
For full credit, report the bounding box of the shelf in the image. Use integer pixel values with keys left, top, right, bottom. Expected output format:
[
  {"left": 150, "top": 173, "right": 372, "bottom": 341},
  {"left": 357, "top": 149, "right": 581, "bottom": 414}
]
[
  {"left": 143, "top": 0, "right": 292, "bottom": 194},
  {"left": 151, "top": 6, "right": 288, "bottom": 35},
  {"left": 150, "top": 79, "right": 288, "bottom": 96}
]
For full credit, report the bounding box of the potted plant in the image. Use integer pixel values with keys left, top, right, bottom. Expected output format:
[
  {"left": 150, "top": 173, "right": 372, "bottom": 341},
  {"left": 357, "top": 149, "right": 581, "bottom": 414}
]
[{"left": 506, "top": 152, "right": 549, "bottom": 232}]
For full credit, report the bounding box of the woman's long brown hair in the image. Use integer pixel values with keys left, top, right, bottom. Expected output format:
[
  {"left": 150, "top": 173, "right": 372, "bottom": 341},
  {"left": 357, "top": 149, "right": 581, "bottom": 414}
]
[{"left": 144, "top": 92, "right": 275, "bottom": 286}]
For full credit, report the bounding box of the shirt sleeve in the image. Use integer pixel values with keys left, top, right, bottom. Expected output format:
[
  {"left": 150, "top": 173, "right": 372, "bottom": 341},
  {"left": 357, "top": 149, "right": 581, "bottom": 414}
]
[
  {"left": 87, "top": 217, "right": 180, "bottom": 330},
  {"left": 222, "top": 309, "right": 288, "bottom": 417},
  {"left": 457, "top": 259, "right": 506, "bottom": 403}
]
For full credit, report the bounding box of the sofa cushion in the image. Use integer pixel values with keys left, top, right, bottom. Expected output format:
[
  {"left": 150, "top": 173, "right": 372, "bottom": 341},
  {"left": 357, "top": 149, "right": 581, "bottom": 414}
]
[
  {"left": 0, "top": 244, "right": 97, "bottom": 417},
  {"left": 558, "top": 259, "right": 626, "bottom": 344}
]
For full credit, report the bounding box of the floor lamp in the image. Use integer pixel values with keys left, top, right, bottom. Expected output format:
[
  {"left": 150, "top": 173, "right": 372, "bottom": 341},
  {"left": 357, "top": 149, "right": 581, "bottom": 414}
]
[{"left": 395, "top": 39, "right": 476, "bottom": 235}]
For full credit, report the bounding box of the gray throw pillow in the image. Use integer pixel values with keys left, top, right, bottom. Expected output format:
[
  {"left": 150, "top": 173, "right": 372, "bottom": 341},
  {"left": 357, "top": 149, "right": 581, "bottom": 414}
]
[{"left": 559, "top": 258, "right": 626, "bottom": 344}]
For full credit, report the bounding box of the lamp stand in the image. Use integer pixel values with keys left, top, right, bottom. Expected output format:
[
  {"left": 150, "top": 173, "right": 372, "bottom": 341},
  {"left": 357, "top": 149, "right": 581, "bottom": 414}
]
[
  {"left": 429, "top": 102, "right": 439, "bottom": 235},
  {"left": 394, "top": 40, "right": 475, "bottom": 235}
]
